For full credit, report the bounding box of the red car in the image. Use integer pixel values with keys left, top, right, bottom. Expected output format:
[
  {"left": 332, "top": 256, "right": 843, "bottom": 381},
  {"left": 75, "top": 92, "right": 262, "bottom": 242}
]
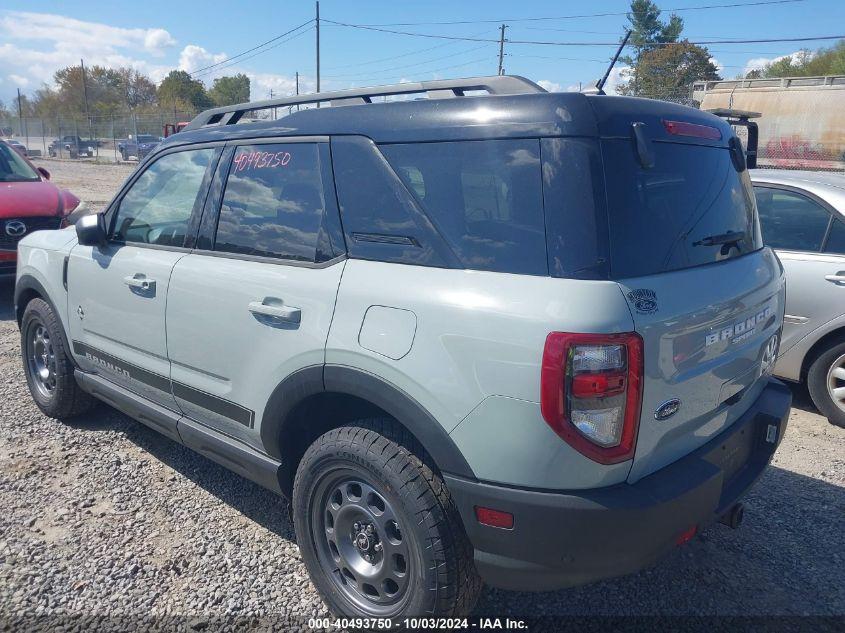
[{"left": 1, "top": 140, "right": 84, "bottom": 278}]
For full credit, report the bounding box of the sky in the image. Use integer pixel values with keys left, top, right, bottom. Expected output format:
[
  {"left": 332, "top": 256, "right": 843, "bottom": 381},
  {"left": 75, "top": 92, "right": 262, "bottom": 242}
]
[{"left": 0, "top": 0, "right": 844, "bottom": 106}]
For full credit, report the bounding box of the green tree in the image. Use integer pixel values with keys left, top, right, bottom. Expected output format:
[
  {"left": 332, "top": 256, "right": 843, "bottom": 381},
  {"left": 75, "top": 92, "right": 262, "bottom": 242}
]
[
  {"left": 633, "top": 40, "right": 721, "bottom": 99},
  {"left": 617, "top": 0, "right": 720, "bottom": 96},
  {"left": 209, "top": 74, "right": 251, "bottom": 106},
  {"left": 157, "top": 70, "right": 213, "bottom": 111},
  {"left": 116, "top": 68, "right": 158, "bottom": 110},
  {"left": 753, "top": 41, "right": 845, "bottom": 78}
]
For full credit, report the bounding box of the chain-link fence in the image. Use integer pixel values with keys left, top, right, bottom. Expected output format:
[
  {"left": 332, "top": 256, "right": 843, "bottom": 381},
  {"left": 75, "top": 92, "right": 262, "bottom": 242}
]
[
  {"left": 0, "top": 111, "right": 195, "bottom": 162},
  {"left": 691, "top": 76, "right": 845, "bottom": 173}
]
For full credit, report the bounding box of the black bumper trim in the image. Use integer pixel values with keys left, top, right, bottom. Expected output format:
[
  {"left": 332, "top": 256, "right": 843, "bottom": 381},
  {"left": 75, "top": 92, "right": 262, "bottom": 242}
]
[{"left": 446, "top": 378, "right": 792, "bottom": 592}]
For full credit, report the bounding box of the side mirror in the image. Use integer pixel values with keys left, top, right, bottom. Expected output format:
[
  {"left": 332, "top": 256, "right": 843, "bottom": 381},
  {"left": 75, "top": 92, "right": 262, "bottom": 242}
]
[
  {"left": 37, "top": 167, "right": 50, "bottom": 180},
  {"left": 76, "top": 213, "right": 107, "bottom": 247}
]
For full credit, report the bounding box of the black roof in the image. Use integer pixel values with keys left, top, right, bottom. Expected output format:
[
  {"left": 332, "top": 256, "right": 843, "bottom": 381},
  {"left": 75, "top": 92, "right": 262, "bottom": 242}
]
[{"left": 162, "top": 76, "right": 734, "bottom": 150}]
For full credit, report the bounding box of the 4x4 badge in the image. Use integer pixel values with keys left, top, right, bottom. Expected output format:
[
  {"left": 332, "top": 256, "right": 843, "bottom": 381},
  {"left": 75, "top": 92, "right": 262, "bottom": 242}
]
[{"left": 627, "top": 288, "right": 658, "bottom": 315}]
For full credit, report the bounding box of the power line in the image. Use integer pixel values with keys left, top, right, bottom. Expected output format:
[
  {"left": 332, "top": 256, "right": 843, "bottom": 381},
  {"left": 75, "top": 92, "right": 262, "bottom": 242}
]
[
  {"left": 340, "top": 0, "right": 805, "bottom": 26},
  {"left": 192, "top": 26, "right": 314, "bottom": 79},
  {"left": 322, "top": 44, "right": 491, "bottom": 79},
  {"left": 325, "top": 21, "right": 845, "bottom": 48},
  {"left": 189, "top": 19, "right": 314, "bottom": 76},
  {"left": 337, "top": 57, "right": 492, "bottom": 85},
  {"left": 321, "top": 28, "right": 495, "bottom": 70}
]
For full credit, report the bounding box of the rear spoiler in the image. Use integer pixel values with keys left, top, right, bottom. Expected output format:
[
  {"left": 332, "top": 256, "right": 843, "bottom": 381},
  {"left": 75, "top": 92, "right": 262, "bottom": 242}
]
[{"left": 705, "top": 108, "right": 760, "bottom": 169}]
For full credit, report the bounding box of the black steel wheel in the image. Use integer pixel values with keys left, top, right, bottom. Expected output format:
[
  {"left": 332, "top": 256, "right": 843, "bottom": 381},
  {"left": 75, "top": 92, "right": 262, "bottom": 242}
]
[
  {"left": 21, "top": 298, "right": 95, "bottom": 419},
  {"left": 293, "top": 419, "right": 481, "bottom": 618}
]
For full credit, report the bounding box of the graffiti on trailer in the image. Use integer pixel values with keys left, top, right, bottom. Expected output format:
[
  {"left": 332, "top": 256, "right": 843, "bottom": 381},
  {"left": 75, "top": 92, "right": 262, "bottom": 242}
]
[{"left": 232, "top": 150, "right": 292, "bottom": 173}]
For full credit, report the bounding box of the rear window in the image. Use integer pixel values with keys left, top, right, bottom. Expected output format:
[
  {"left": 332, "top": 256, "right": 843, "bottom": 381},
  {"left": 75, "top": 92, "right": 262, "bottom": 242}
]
[
  {"left": 602, "top": 140, "right": 762, "bottom": 278},
  {"left": 381, "top": 139, "right": 547, "bottom": 275}
]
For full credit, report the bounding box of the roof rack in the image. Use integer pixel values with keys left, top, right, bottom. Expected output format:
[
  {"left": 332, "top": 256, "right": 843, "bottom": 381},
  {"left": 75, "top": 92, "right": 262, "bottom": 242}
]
[{"left": 183, "top": 75, "right": 546, "bottom": 132}]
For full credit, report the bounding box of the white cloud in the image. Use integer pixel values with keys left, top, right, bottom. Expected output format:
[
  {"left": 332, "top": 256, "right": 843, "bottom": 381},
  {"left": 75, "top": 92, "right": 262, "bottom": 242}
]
[
  {"left": 0, "top": 10, "right": 183, "bottom": 98},
  {"left": 710, "top": 57, "right": 724, "bottom": 73},
  {"left": 743, "top": 50, "right": 810, "bottom": 76},
  {"left": 537, "top": 79, "right": 563, "bottom": 92},
  {"left": 602, "top": 65, "right": 631, "bottom": 95},
  {"left": 178, "top": 45, "right": 227, "bottom": 75},
  {"left": 144, "top": 28, "right": 177, "bottom": 54},
  {"left": 0, "top": 11, "right": 177, "bottom": 56}
]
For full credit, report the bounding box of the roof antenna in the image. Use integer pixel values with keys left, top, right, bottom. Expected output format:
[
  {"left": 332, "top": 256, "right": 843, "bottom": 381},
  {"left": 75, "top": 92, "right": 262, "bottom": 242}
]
[{"left": 596, "top": 29, "right": 631, "bottom": 95}]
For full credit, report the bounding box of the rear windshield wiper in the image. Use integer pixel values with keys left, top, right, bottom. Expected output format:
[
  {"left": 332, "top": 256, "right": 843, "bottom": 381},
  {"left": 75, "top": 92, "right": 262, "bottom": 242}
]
[{"left": 692, "top": 230, "right": 746, "bottom": 247}]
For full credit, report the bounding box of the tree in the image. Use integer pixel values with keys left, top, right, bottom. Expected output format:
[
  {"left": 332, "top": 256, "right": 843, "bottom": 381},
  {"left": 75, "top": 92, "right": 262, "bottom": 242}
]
[
  {"left": 617, "top": 0, "right": 720, "bottom": 97},
  {"left": 116, "top": 68, "right": 157, "bottom": 110},
  {"left": 53, "top": 64, "right": 124, "bottom": 115},
  {"left": 752, "top": 41, "right": 845, "bottom": 78},
  {"left": 633, "top": 40, "right": 721, "bottom": 99},
  {"left": 157, "top": 70, "right": 213, "bottom": 111},
  {"left": 209, "top": 74, "right": 251, "bottom": 106}
]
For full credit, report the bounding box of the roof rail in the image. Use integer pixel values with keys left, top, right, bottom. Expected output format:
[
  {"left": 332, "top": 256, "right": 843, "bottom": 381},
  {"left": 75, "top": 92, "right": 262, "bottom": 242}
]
[{"left": 183, "top": 75, "right": 546, "bottom": 131}]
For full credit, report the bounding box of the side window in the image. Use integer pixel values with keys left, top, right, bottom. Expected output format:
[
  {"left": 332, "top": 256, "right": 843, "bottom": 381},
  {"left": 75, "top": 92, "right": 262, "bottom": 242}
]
[
  {"left": 825, "top": 218, "right": 845, "bottom": 255},
  {"left": 113, "top": 149, "right": 214, "bottom": 246},
  {"left": 331, "top": 136, "right": 453, "bottom": 268},
  {"left": 381, "top": 139, "right": 547, "bottom": 275},
  {"left": 214, "top": 143, "right": 329, "bottom": 262},
  {"left": 754, "top": 187, "right": 831, "bottom": 252}
]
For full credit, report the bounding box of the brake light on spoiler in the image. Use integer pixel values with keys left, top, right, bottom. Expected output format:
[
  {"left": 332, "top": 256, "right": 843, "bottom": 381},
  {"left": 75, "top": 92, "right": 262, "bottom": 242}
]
[
  {"left": 663, "top": 119, "right": 722, "bottom": 140},
  {"left": 540, "top": 332, "right": 644, "bottom": 464}
]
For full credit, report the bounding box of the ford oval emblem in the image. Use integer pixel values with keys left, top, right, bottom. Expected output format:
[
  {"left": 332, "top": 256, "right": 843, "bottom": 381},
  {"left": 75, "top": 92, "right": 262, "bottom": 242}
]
[{"left": 655, "top": 399, "right": 681, "bottom": 420}]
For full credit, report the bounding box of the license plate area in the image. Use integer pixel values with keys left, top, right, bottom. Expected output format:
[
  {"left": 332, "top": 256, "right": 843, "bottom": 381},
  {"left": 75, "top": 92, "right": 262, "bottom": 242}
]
[{"left": 704, "top": 419, "right": 759, "bottom": 510}]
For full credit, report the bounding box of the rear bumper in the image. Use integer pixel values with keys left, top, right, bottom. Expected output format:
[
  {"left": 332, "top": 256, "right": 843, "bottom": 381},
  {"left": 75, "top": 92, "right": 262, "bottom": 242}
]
[{"left": 445, "top": 378, "right": 791, "bottom": 591}]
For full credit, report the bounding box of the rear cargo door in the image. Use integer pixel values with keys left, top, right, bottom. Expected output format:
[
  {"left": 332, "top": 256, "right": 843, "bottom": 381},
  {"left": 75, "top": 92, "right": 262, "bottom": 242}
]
[{"left": 597, "top": 119, "right": 785, "bottom": 482}]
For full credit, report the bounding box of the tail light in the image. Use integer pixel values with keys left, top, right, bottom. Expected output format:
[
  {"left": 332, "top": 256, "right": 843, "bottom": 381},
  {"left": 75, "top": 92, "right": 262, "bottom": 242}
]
[{"left": 540, "top": 332, "right": 643, "bottom": 464}]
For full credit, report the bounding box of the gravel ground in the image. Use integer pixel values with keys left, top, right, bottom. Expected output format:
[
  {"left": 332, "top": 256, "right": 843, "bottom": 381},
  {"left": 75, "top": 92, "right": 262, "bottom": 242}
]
[
  {"left": 33, "top": 158, "right": 136, "bottom": 209},
  {"left": 1, "top": 161, "right": 843, "bottom": 627}
]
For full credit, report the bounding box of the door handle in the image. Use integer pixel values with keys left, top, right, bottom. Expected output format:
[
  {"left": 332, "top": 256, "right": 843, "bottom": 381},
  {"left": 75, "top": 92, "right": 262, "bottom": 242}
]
[
  {"left": 248, "top": 300, "right": 301, "bottom": 323},
  {"left": 123, "top": 274, "right": 156, "bottom": 292},
  {"left": 824, "top": 273, "right": 845, "bottom": 284}
]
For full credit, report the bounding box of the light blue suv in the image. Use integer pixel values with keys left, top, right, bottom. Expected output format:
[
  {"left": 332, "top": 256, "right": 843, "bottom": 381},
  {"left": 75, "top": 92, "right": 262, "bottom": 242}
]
[{"left": 15, "top": 76, "right": 791, "bottom": 619}]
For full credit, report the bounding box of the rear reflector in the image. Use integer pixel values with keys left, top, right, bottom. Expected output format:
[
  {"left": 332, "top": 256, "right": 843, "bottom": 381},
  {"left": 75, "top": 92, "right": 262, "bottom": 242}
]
[
  {"left": 0, "top": 251, "right": 16, "bottom": 262},
  {"left": 676, "top": 525, "right": 698, "bottom": 546},
  {"left": 663, "top": 119, "right": 722, "bottom": 140},
  {"left": 475, "top": 506, "right": 514, "bottom": 530}
]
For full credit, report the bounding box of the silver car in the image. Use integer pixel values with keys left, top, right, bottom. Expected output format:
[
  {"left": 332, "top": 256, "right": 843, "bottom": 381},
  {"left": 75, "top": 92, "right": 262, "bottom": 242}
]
[{"left": 752, "top": 170, "right": 845, "bottom": 427}]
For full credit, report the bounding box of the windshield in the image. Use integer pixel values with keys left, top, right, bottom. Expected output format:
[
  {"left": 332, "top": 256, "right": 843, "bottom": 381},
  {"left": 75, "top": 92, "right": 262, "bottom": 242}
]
[
  {"left": 602, "top": 139, "right": 762, "bottom": 278},
  {"left": 137, "top": 135, "right": 157, "bottom": 143},
  {"left": 0, "top": 142, "right": 39, "bottom": 182}
]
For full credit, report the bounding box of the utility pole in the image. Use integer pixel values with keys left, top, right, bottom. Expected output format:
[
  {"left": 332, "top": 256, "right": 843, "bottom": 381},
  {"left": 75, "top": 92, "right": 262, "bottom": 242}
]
[
  {"left": 296, "top": 71, "right": 300, "bottom": 111},
  {"left": 316, "top": 1, "right": 321, "bottom": 103},
  {"left": 80, "top": 59, "right": 91, "bottom": 138},
  {"left": 17, "top": 88, "right": 28, "bottom": 147},
  {"left": 269, "top": 89, "right": 276, "bottom": 119},
  {"left": 497, "top": 24, "right": 507, "bottom": 75}
]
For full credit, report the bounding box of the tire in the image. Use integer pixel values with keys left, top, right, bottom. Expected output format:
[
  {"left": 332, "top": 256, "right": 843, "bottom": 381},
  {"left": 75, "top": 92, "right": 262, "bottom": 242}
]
[
  {"left": 21, "top": 298, "right": 95, "bottom": 420},
  {"left": 807, "top": 340, "right": 845, "bottom": 428},
  {"left": 293, "top": 419, "right": 481, "bottom": 619},
  {"left": 120, "top": 150, "right": 128, "bottom": 162}
]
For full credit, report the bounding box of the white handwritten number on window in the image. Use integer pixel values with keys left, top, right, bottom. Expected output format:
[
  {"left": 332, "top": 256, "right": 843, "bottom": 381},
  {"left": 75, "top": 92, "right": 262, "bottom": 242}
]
[{"left": 232, "top": 151, "right": 292, "bottom": 172}]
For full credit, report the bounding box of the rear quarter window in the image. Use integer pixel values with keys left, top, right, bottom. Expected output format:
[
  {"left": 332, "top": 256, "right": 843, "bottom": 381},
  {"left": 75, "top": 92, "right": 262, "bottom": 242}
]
[{"left": 381, "top": 139, "right": 548, "bottom": 276}]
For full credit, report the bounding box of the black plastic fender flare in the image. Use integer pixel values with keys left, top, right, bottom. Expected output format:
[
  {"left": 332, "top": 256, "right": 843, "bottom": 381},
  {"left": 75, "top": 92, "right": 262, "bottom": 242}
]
[{"left": 259, "top": 364, "right": 475, "bottom": 480}]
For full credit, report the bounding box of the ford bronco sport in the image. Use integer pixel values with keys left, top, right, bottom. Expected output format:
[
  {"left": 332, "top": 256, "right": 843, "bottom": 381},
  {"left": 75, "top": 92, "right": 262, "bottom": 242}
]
[{"left": 15, "top": 76, "right": 791, "bottom": 618}]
